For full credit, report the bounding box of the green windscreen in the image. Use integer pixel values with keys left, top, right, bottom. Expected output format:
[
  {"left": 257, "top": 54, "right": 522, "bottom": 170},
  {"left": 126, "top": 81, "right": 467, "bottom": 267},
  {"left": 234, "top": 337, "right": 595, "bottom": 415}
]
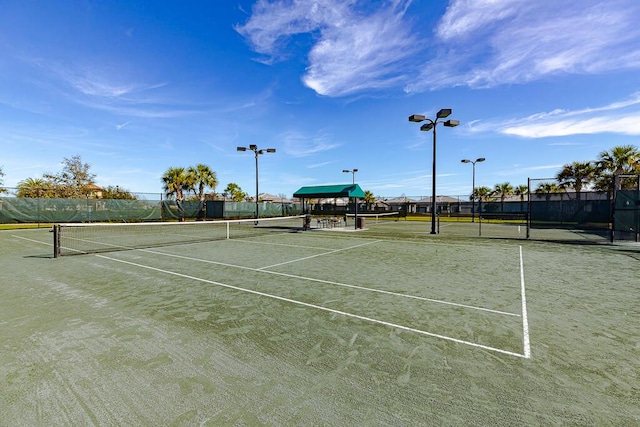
[{"left": 614, "top": 189, "right": 640, "bottom": 241}]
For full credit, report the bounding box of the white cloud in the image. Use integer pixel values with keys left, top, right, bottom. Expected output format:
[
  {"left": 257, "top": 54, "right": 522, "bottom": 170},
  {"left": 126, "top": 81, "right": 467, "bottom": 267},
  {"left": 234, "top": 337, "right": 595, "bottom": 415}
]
[
  {"left": 469, "top": 93, "right": 640, "bottom": 137},
  {"left": 279, "top": 130, "right": 340, "bottom": 157},
  {"left": 236, "top": 0, "right": 419, "bottom": 96},
  {"left": 238, "top": 0, "right": 640, "bottom": 96},
  {"left": 307, "top": 161, "right": 332, "bottom": 169},
  {"left": 406, "top": 0, "right": 640, "bottom": 91}
]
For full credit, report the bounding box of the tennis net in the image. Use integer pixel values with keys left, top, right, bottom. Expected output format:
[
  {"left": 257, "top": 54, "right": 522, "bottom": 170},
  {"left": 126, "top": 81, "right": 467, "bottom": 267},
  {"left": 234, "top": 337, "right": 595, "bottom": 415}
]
[
  {"left": 53, "top": 215, "right": 306, "bottom": 257},
  {"left": 345, "top": 212, "right": 400, "bottom": 223}
]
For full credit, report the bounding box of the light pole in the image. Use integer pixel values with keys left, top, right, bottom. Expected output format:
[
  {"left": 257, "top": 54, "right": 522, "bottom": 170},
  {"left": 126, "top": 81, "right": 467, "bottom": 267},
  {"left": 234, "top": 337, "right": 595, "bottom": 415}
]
[
  {"left": 342, "top": 168, "right": 359, "bottom": 228},
  {"left": 237, "top": 144, "right": 276, "bottom": 220},
  {"left": 461, "top": 157, "right": 485, "bottom": 222},
  {"left": 342, "top": 168, "right": 358, "bottom": 184},
  {"left": 409, "top": 109, "right": 460, "bottom": 234}
]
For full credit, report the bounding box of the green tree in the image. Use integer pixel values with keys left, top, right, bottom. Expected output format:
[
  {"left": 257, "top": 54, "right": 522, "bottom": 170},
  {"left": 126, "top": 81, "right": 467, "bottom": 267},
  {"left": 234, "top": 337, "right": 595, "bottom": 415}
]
[
  {"left": 16, "top": 177, "right": 55, "bottom": 198},
  {"left": 43, "top": 155, "right": 96, "bottom": 198},
  {"left": 473, "top": 186, "right": 493, "bottom": 217},
  {"left": 594, "top": 145, "right": 640, "bottom": 193},
  {"left": 363, "top": 190, "right": 375, "bottom": 210},
  {"left": 0, "top": 166, "right": 6, "bottom": 194},
  {"left": 514, "top": 184, "right": 528, "bottom": 212},
  {"left": 556, "top": 161, "right": 595, "bottom": 200},
  {"left": 493, "top": 182, "right": 513, "bottom": 212},
  {"left": 535, "top": 182, "right": 561, "bottom": 201},
  {"left": 187, "top": 164, "right": 218, "bottom": 218},
  {"left": 223, "top": 183, "right": 247, "bottom": 202},
  {"left": 102, "top": 186, "right": 137, "bottom": 200},
  {"left": 162, "top": 167, "right": 192, "bottom": 221}
]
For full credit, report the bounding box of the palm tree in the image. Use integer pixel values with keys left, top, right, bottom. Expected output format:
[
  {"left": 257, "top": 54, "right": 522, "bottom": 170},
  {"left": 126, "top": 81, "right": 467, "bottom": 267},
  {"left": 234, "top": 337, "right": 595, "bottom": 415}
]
[
  {"left": 473, "top": 186, "right": 493, "bottom": 218},
  {"left": 162, "top": 167, "right": 192, "bottom": 221},
  {"left": 0, "top": 166, "right": 5, "bottom": 194},
  {"left": 363, "top": 190, "right": 375, "bottom": 211},
  {"left": 556, "top": 161, "right": 594, "bottom": 200},
  {"left": 493, "top": 182, "right": 513, "bottom": 212},
  {"left": 513, "top": 184, "right": 528, "bottom": 212},
  {"left": 594, "top": 145, "right": 640, "bottom": 194},
  {"left": 16, "top": 177, "right": 53, "bottom": 198},
  {"left": 188, "top": 164, "right": 218, "bottom": 200},
  {"left": 187, "top": 164, "right": 217, "bottom": 219},
  {"left": 535, "top": 182, "right": 561, "bottom": 201}
]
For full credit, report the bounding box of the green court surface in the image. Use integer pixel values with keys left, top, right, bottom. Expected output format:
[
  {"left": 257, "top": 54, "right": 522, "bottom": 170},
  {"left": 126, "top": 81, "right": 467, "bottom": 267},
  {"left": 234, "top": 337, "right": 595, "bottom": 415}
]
[{"left": 1, "top": 223, "right": 638, "bottom": 425}]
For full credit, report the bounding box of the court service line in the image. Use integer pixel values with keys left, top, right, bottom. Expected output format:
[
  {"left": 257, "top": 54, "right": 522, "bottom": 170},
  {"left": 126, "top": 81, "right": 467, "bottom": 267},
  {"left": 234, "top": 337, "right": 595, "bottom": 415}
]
[
  {"left": 10, "top": 233, "right": 521, "bottom": 318},
  {"left": 225, "top": 239, "right": 338, "bottom": 252},
  {"left": 140, "top": 248, "right": 520, "bottom": 317},
  {"left": 256, "top": 239, "right": 382, "bottom": 270},
  {"left": 96, "top": 254, "right": 528, "bottom": 359},
  {"left": 519, "top": 246, "right": 532, "bottom": 359}
]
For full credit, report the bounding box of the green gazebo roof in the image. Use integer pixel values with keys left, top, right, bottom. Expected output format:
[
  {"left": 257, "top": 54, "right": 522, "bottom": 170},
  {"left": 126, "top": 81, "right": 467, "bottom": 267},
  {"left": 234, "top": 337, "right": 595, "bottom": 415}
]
[{"left": 293, "top": 184, "right": 365, "bottom": 199}]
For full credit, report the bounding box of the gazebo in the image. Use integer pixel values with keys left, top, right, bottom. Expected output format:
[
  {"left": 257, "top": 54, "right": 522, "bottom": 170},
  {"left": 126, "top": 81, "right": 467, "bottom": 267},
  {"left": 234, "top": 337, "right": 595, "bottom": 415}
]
[{"left": 293, "top": 184, "right": 366, "bottom": 229}]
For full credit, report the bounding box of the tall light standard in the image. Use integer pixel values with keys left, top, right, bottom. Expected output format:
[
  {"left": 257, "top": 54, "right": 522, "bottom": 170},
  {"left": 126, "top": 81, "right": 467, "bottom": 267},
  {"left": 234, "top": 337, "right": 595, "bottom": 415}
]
[
  {"left": 409, "top": 109, "right": 460, "bottom": 234},
  {"left": 237, "top": 144, "right": 276, "bottom": 219},
  {"left": 461, "top": 157, "right": 485, "bottom": 222},
  {"left": 342, "top": 168, "right": 359, "bottom": 228},
  {"left": 342, "top": 168, "right": 358, "bottom": 184}
]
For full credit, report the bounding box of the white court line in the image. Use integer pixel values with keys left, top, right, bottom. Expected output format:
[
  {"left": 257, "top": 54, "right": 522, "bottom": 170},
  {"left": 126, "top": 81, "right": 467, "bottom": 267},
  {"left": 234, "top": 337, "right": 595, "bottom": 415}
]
[
  {"left": 12, "top": 235, "right": 52, "bottom": 246},
  {"left": 141, "top": 248, "right": 520, "bottom": 317},
  {"left": 225, "top": 239, "right": 338, "bottom": 251},
  {"left": 257, "top": 239, "right": 382, "bottom": 270},
  {"left": 96, "top": 254, "right": 528, "bottom": 359},
  {"left": 15, "top": 231, "right": 526, "bottom": 355},
  {"left": 519, "top": 246, "right": 532, "bottom": 359},
  {"left": 11, "top": 233, "right": 523, "bottom": 318}
]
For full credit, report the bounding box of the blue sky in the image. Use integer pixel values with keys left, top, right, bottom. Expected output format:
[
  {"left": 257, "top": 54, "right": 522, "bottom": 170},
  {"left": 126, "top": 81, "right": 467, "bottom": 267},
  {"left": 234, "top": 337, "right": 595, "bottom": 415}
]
[{"left": 1, "top": 0, "right": 640, "bottom": 199}]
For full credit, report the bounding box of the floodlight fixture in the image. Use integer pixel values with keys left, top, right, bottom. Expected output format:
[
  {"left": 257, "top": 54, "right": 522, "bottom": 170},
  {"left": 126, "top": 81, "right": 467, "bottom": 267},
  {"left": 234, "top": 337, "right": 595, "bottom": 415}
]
[
  {"left": 236, "top": 144, "right": 277, "bottom": 220},
  {"left": 408, "top": 108, "right": 460, "bottom": 234},
  {"left": 461, "top": 157, "right": 486, "bottom": 222},
  {"left": 343, "top": 168, "right": 358, "bottom": 184},
  {"left": 437, "top": 108, "right": 452, "bottom": 119}
]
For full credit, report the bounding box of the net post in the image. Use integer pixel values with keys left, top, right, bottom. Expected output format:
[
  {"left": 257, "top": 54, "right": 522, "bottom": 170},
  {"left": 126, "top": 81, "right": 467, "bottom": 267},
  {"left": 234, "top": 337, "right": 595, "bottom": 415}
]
[
  {"left": 226, "top": 221, "right": 230, "bottom": 239},
  {"left": 53, "top": 224, "right": 60, "bottom": 258},
  {"left": 526, "top": 178, "right": 531, "bottom": 239},
  {"left": 610, "top": 174, "right": 618, "bottom": 243}
]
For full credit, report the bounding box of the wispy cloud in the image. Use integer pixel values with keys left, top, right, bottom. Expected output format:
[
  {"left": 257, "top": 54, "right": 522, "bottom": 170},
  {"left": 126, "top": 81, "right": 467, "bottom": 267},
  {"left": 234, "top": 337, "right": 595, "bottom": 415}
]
[
  {"left": 406, "top": 0, "right": 640, "bottom": 91},
  {"left": 469, "top": 93, "right": 640, "bottom": 137},
  {"left": 279, "top": 130, "right": 340, "bottom": 157},
  {"left": 238, "top": 1, "right": 640, "bottom": 96},
  {"left": 307, "top": 161, "right": 332, "bottom": 169},
  {"left": 236, "top": 0, "right": 419, "bottom": 96},
  {"left": 26, "top": 58, "right": 205, "bottom": 118}
]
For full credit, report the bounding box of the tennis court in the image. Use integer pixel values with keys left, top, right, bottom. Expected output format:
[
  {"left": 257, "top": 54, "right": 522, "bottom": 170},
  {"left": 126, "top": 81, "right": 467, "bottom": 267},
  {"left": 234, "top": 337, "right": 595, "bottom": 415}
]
[{"left": 1, "top": 219, "right": 638, "bottom": 425}]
